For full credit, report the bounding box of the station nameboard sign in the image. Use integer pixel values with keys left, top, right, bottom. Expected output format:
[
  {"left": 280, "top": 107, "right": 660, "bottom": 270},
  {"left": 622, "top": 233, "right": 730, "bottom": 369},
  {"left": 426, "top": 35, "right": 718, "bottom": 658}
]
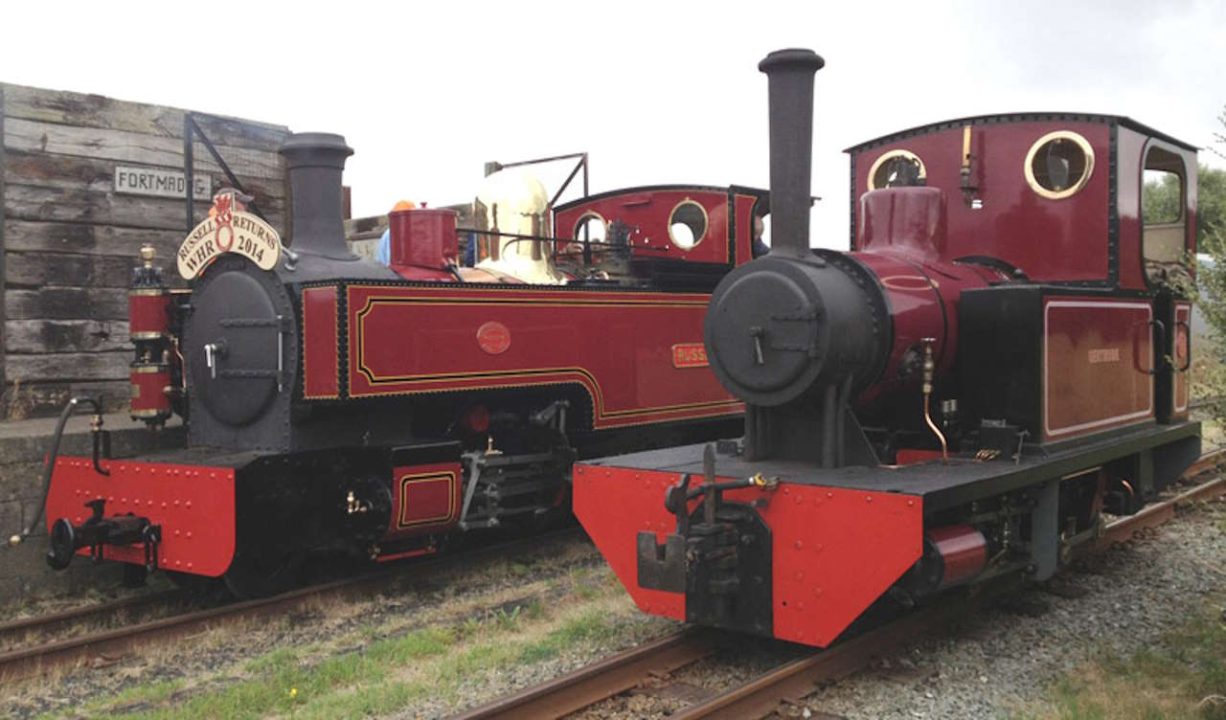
[{"left": 114, "top": 166, "right": 212, "bottom": 201}]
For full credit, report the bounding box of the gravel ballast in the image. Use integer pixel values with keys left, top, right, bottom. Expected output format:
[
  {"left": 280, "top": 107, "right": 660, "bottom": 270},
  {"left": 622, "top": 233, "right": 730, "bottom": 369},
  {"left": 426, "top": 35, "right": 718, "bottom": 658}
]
[
  {"left": 805, "top": 499, "right": 1225, "bottom": 719},
  {"left": 3, "top": 497, "right": 1221, "bottom": 719}
]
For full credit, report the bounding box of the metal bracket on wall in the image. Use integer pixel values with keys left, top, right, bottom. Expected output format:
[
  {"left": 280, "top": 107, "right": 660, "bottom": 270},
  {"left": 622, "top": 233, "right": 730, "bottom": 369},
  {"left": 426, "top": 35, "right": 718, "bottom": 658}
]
[{"left": 183, "top": 112, "right": 269, "bottom": 231}]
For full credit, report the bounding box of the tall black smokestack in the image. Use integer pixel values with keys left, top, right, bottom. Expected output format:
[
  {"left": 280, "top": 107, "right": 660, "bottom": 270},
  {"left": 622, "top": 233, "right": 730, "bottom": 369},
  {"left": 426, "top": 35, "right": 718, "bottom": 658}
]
[
  {"left": 758, "top": 48, "right": 824, "bottom": 258},
  {"left": 280, "top": 133, "right": 355, "bottom": 260}
]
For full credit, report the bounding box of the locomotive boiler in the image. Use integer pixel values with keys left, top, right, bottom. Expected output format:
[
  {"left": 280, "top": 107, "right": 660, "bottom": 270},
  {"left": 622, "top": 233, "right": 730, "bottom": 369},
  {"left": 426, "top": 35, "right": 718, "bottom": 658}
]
[
  {"left": 574, "top": 49, "right": 1200, "bottom": 647},
  {"left": 34, "top": 130, "right": 767, "bottom": 596}
]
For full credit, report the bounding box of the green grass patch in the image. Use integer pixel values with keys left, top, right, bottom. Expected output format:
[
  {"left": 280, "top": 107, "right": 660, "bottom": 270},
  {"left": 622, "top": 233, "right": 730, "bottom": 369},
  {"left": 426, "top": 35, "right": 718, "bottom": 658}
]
[
  {"left": 55, "top": 567, "right": 641, "bottom": 720},
  {"left": 55, "top": 625, "right": 454, "bottom": 720},
  {"left": 1019, "top": 598, "right": 1226, "bottom": 720}
]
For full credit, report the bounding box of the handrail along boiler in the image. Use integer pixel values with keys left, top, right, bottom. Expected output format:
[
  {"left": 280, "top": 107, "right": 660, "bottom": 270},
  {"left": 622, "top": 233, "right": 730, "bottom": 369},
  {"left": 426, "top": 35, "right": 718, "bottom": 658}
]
[{"left": 573, "top": 49, "right": 1200, "bottom": 647}]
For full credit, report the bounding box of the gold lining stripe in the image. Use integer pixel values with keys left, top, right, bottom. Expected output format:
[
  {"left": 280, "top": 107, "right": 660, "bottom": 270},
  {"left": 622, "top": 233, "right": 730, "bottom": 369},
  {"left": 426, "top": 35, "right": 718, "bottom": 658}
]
[
  {"left": 396, "top": 471, "right": 457, "bottom": 529},
  {"left": 346, "top": 287, "right": 744, "bottom": 428},
  {"left": 131, "top": 364, "right": 169, "bottom": 374}
]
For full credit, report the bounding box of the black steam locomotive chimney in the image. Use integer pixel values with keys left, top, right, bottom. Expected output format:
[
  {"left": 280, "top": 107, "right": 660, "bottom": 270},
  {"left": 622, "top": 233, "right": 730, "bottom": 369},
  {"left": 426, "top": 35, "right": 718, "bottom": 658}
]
[
  {"left": 759, "top": 49, "right": 825, "bottom": 258},
  {"left": 280, "top": 133, "right": 355, "bottom": 260}
]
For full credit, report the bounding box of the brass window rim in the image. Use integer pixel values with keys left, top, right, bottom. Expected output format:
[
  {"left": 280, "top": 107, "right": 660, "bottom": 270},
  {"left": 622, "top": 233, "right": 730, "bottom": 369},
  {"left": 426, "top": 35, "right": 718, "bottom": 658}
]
[
  {"left": 867, "top": 149, "right": 927, "bottom": 190},
  {"left": 667, "top": 198, "right": 709, "bottom": 250},
  {"left": 1024, "top": 130, "right": 1095, "bottom": 200}
]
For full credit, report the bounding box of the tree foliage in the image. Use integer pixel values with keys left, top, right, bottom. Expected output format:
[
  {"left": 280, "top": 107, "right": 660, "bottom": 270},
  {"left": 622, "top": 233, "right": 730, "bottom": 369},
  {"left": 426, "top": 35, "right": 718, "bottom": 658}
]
[
  {"left": 1188, "top": 109, "right": 1226, "bottom": 410},
  {"left": 1142, "top": 164, "right": 1226, "bottom": 252}
]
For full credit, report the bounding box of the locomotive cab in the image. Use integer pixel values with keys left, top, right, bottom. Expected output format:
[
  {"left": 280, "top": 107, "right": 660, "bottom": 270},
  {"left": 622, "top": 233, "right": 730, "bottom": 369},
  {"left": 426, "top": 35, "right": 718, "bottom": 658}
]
[{"left": 553, "top": 185, "right": 769, "bottom": 290}]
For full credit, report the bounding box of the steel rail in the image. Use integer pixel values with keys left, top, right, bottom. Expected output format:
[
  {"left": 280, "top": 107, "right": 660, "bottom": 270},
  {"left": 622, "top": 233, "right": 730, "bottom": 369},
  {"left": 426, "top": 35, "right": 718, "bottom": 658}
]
[
  {"left": 0, "top": 527, "right": 583, "bottom": 681},
  {"left": 451, "top": 629, "right": 718, "bottom": 720},
  {"left": 674, "top": 449, "right": 1226, "bottom": 720},
  {"left": 0, "top": 589, "right": 186, "bottom": 650},
  {"left": 458, "top": 449, "right": 1225, "bottom": 719},
  {"left": 669, "top": 603, "right": 961, "bottom": 720}
]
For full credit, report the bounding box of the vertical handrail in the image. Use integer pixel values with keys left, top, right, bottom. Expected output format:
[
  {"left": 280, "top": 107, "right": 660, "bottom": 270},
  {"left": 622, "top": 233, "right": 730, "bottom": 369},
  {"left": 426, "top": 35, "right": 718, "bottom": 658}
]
[
  {"left": 182, "top": 112, "right": 269, "bottom": 229},
  {"left": 183, "top": 115, "right": 194, "bottom": 232}
]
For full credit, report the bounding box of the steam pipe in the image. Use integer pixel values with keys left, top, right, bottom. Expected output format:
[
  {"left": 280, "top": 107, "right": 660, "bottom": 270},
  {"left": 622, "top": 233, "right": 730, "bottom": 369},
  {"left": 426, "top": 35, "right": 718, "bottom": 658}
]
[
  {"left": 279, "top": 133, "right": 355, "bottom": 260},
  {"left": 9, "top": 396, "right": 104, "bottom": 546},
  {"left": 758, "top": 48, "right": 825, "bottom": 258}
]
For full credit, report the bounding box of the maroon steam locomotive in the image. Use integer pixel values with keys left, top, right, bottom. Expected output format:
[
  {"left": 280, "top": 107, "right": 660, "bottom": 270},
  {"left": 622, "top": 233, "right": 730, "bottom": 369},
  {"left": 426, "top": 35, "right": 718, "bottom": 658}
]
[
  {"left": 35, "top": 131, "right": 769, "bottom": 595},
  {"left": 574, "top": 49, "right": 1200, "bottom": 648}
]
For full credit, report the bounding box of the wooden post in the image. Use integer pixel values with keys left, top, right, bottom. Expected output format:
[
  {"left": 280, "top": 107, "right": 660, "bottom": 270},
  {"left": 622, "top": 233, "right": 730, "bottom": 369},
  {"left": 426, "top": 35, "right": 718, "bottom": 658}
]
[{"left": 0, "top": 85, "right": 8, "bottom": 412}]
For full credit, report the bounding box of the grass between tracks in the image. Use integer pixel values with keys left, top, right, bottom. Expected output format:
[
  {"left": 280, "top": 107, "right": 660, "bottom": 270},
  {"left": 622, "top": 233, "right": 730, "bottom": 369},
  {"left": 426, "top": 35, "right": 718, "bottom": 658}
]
[
  {"left": 45, "top": 563, "right": 671, "bottom": 720},
  {"left": 1018, "top": 592, "right": 1226, "bottom": 720}
]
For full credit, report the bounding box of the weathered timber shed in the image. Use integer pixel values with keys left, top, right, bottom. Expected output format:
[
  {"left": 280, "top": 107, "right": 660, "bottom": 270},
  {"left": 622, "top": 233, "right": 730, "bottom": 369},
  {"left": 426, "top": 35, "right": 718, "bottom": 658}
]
[{"left": 0, "top": 83, "right": 290, "bottom": 418}]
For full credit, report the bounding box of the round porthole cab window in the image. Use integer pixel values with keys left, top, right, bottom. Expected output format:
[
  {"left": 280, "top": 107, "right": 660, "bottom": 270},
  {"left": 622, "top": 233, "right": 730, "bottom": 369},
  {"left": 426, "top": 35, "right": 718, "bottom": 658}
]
[
  {"left": 669, "top": 200, "right": 708, "bottom": 250},
  {"left": 572, "top": 212, "right": 607, "bottom": 244},
  {"left": 1024, "top": 131, "right": 1095, "bottom": 200},
  {"left": 867, "top": 149, "right": 927, "bottom": 190}
]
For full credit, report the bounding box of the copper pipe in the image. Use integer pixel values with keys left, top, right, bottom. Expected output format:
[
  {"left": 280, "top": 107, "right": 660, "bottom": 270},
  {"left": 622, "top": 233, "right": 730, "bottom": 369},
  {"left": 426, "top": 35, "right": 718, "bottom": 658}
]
[
  {"left": 921, "top": 339, "right": 949, "bottom": 464},
  {"left": 923, "top": 393, "right": 949, "bottom": 464}
]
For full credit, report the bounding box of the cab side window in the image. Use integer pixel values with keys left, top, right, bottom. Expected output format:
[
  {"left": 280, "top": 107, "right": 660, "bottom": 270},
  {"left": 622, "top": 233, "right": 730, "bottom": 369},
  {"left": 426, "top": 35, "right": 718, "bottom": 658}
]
[{"left": 1141, "top": 145, "right": 1189, "bottom": 287}]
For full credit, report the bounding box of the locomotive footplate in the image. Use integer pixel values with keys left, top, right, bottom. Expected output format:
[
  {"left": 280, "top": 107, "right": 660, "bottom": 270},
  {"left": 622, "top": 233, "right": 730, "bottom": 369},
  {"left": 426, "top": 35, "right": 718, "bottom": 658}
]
[
  {"left": 577, "top": 422, "right": 1200, "bottom": 648},
  {"left": 43, "top": 455, "right": 237, "bottom": 577},
  {"left": 601, "top": 421, "right": 1201, "bottom": 514}
]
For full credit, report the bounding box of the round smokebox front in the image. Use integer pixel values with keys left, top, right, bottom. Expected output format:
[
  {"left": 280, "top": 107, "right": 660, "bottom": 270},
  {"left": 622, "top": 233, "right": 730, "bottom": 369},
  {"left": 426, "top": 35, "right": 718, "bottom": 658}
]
[
  {"left": 187, "top": 257, "right": 295, "bottom": 427},
  {"left": 704, "top": 257, "right": 828, "bottom": 407}
]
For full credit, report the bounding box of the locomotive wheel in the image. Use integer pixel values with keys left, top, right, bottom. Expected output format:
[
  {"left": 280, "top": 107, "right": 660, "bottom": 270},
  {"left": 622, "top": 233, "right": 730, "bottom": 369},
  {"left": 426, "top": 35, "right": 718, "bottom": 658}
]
[{"left": 222, "top": 551, "right": 306, "bottom": 599}]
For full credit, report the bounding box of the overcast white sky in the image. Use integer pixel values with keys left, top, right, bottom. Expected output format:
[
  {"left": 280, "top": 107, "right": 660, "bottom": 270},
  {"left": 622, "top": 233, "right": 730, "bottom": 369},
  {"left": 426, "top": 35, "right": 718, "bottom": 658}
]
[{"left": 3, "top": 0, "right": 1224, "bottom": 247}]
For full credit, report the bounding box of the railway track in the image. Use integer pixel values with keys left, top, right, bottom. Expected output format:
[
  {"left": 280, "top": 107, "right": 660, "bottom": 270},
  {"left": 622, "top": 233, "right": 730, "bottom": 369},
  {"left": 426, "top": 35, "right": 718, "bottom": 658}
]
[
  {"left": 0, "top": 526, "right": 584, "bottom": 681},
  {"left": 454, "top": 449, "right": 1226, "bottom": 720},
  {"left": 0, "top": 588, "right": 187, "bottom": 653}
]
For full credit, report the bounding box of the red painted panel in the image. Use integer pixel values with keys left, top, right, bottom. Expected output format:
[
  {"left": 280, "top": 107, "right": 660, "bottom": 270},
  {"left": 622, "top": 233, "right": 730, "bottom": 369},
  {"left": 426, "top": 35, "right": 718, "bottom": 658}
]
[
  {"left": 895, "top": 449, "right": 945, "bottom": 465},
  {"left": 571, "top": 464, "right": 685, "bottom": 623},
  {"left": 733, "top": 193, "right": 761, "bottom": 265},
  {"left": 852, "top": 120, "right": 1111, "bottom": 283},
  {"left": 384, "top": 462, "right": 461, "bottom": 540},
  {"left": 1174, "top": 302, "right": 1191, "bottom": 417},
  {"left": 1116, "top": 128, "right": 1147, "bottom": 290},
  {"left": 344, "top": 285, "right": 743, "bottom": 428},
  {"left": 130, "top": 363, "right": 171, "bottom": 419},
  {"left": 44, "top": 456, "right": 236, "bottom": 576},
  {"left": 554, "top": 188, "right": 732, "bottom": 265},
  {"left": 852, "top": 254, "right": 996, "bottom": 405},
  {"left": 927, "top": 525, "right": 987, "bottom": 586},
  {"left": 389, "top": 208, "right": 458, "bottom": 271},
  {"left": 573, "top": 463, "right": 923, "bottom": 648},
  {"left": 764, "top": 482, "right": 923, "bottom": 646},
  {"left": 1044, "top": 298, "right": 1154, "bottom": 440},
  {"left": 302, "top": 286, "right": 340, "bottom": 399},
  {"left": 128, "top": 291, "right": 172, "bottom": 339}
]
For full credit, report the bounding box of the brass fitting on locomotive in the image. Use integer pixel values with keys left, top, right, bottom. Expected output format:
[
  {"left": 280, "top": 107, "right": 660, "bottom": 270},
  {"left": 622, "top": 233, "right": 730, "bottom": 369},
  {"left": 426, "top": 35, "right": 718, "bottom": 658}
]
[
  {"left": 920, "top": 338, "right": 949, "bottom": 463},
  {"left": 129, "top": 244, "right": 175, "bottom": 428}
]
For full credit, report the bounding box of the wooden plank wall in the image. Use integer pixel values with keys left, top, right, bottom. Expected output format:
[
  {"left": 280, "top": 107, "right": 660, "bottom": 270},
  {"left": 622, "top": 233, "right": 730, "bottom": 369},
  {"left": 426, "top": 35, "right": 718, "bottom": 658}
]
[{"left": 1, "top": 83, "right": 291, "bottom": 418}]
